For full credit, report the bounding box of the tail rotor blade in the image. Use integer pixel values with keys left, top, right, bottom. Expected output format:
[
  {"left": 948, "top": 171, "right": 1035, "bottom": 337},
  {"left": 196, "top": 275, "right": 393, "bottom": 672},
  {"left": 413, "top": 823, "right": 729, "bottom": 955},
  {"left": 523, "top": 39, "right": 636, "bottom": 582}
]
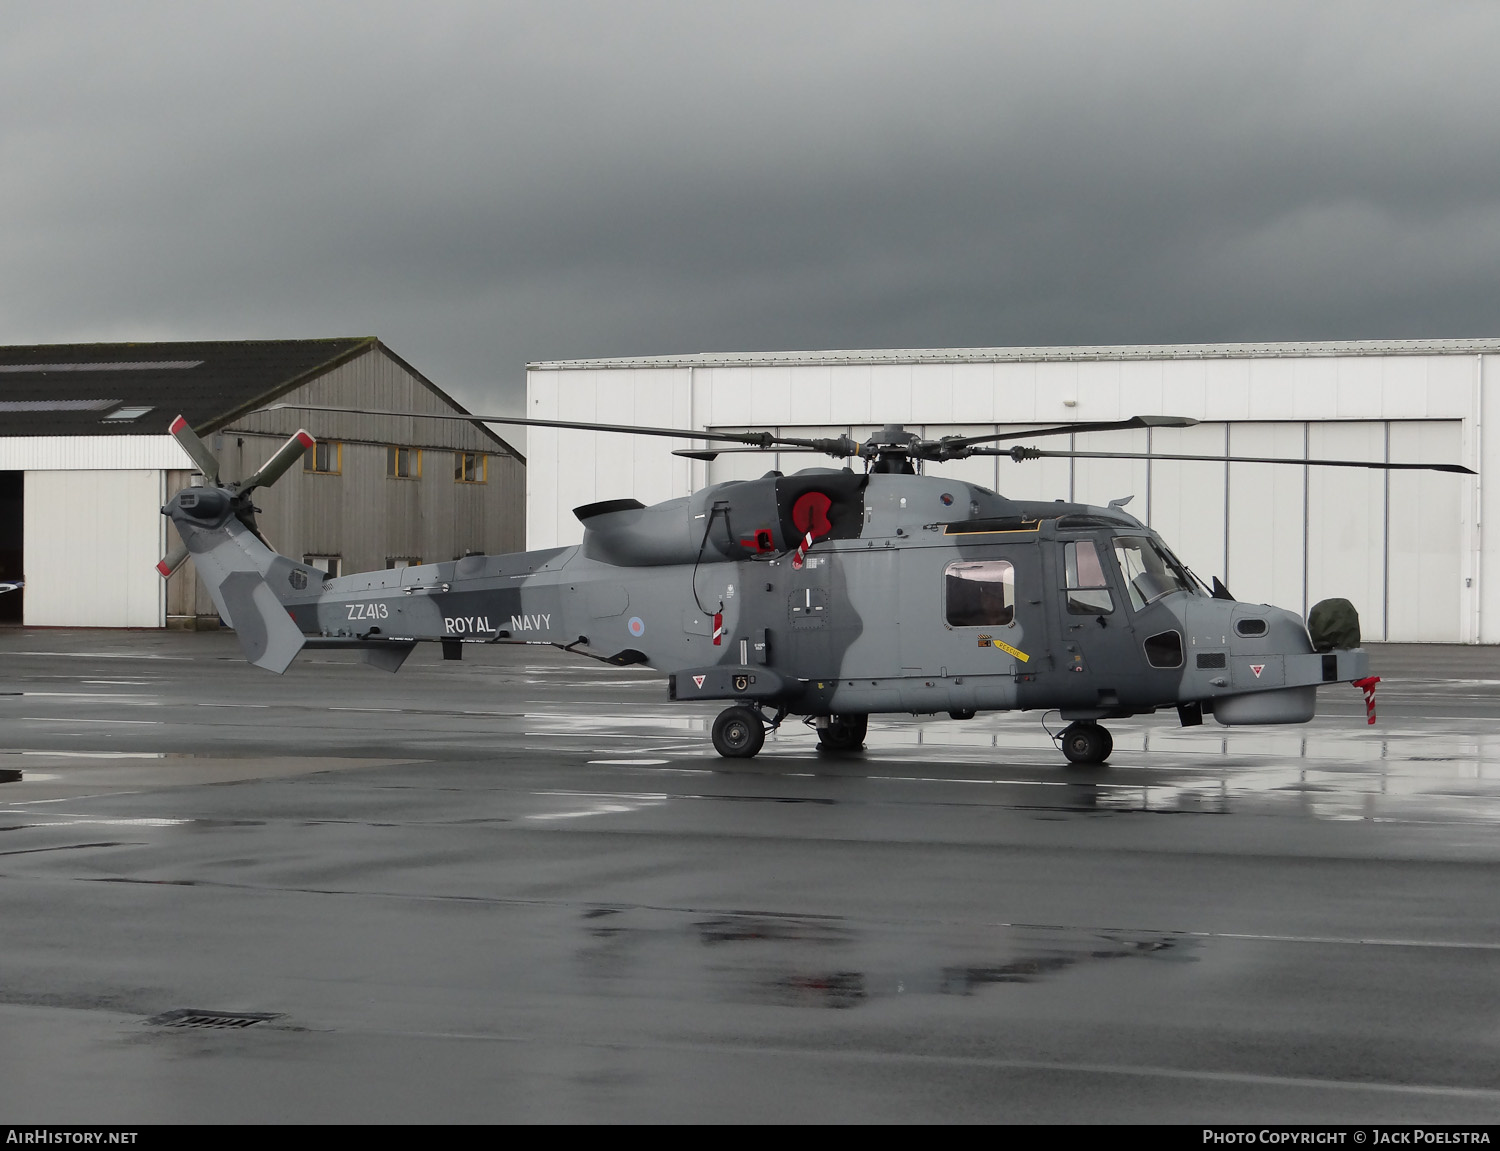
[
  {"left": 241, "top": 429, "right": 315, "bottom": 492},
  {"left": 156, "top": 540, "right": 190, "bottom": 579},
  {"left": 168, "top": 415, "right": 221, "bottom": 483}
]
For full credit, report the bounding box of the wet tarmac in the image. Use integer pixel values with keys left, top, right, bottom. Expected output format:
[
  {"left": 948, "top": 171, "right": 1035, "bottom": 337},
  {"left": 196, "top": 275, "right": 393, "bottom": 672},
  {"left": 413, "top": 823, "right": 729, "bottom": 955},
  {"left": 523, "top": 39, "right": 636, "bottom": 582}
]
[{"left": 0, "top": 628, "right": 1497, "bottom": 1123}]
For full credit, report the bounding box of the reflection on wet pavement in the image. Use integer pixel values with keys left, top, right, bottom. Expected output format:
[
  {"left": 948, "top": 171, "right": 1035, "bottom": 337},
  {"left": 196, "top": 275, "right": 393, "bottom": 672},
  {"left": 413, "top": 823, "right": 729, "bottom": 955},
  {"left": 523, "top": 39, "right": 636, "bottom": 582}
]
[{"left": 574, "top": 905, "right": 1204, "bottom": 1012}]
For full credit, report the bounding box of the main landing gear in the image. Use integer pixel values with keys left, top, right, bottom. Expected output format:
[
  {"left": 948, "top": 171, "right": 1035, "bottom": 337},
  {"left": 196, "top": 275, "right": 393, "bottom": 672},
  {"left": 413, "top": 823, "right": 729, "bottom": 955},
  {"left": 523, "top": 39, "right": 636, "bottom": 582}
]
[
  {"left": 816, "top": 713, "right": 867, "bottom": 753},
  {"left": 1058, "top": 721, "right": 1113, "bottom": 765},
  {"left": 709, "top": 706, "right": 866, "bottom": 759}
]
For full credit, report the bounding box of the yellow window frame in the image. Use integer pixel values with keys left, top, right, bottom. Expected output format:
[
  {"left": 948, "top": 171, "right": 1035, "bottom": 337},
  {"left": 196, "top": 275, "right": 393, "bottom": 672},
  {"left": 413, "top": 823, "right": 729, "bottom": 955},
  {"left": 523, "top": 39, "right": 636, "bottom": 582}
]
[
  {"left": 387, "top": 445, "right": 422, "bottom": 479},
  {"left": 303, "top": 440, "right": 342, "bottom": 475},
  {"left": 454, "top": 451, "right": 487, "bottom": 484}
]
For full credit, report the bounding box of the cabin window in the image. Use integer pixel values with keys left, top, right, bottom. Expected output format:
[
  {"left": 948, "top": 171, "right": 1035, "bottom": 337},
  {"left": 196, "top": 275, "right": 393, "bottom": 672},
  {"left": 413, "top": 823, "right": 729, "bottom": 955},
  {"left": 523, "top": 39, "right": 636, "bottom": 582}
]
[
  {"left": 1144, "top": 630, "right": 1184, "bottom": 668},
  {"left": 387, "top": 446, "right": 420, "bottom": 479},
  {"left": 454, "top": 452, "right": 487, "bottom": 483},
  {"left": 303, "top": 441, "right": 340, "bottom": 475},
  {"left": 1064, "top": 539, "right": 1114, "bottom": 615},
  {"left": 944, "top": 560, "right": 1015, "bottom": 627},
  {"left": 1113, "top": 535, "right": 1195, "bottom": 611}
]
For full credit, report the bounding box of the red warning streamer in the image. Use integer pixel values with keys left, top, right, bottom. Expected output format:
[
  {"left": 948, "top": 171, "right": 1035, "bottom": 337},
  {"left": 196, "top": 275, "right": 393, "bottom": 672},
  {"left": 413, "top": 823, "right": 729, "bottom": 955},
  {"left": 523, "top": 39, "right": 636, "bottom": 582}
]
[
  {"left": 1352, "top": 676, "right": 1380, "bottom": 725},
  {"left": 791, "top": 530, "right": 815, "bottom": 570},
  {"left": 712, "top": 612, "right": 723, "bottom": 646}
]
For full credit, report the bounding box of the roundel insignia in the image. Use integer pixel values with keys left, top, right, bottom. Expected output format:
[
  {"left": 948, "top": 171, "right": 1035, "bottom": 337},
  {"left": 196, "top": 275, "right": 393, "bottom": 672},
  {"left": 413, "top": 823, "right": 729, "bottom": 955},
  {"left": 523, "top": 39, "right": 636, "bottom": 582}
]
[
  {"left": 628, "top": 616, "right": 646, "bottom": 637},
  {"left": 940, "top": 492, "right": 954, "bottom": 506}
]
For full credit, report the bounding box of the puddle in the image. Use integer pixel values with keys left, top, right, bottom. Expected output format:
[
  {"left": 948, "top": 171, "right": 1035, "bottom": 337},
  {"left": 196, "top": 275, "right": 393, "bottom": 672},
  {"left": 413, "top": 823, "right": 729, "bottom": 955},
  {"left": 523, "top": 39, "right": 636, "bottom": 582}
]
[{"left": 574, "top": 907, "right": 1202, "bottom": 1012}]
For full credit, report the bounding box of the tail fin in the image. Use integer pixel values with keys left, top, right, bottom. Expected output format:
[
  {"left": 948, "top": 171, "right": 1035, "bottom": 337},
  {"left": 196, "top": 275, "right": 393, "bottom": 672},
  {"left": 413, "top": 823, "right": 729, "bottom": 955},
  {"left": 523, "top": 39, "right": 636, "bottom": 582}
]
[{"left": 165, "top": 491, "right": 306, "bottom": 673}]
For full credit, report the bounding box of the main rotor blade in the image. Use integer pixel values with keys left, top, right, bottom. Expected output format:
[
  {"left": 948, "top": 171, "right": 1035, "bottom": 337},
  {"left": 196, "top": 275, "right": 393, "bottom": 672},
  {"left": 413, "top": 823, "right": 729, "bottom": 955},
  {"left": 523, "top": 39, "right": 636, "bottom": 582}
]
[
  {"left": 672, "top": 445, "right": 832, "bottom": 460},
  {"left": 942, "top": 415, "right": 1199, "bottom": 451},
  {"left": 241, "top": 429, "right": 315, "bottom": 492},
  {"left": 167, "top": 415, "right": 220, "bottom": 482},
  {"left": 980, "top": 446, "right": 1475, "bottom": 474},
  {"left": 260, "top": 403, "right": 847, "bottom": 453}
]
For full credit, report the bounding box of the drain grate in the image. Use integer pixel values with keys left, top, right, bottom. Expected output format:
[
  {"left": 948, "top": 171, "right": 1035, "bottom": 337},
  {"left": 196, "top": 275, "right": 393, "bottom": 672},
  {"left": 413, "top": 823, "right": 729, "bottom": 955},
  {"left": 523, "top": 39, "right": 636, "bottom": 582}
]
[{"left": 147, "top": 1009, "right": 283, "bottom": 1029}]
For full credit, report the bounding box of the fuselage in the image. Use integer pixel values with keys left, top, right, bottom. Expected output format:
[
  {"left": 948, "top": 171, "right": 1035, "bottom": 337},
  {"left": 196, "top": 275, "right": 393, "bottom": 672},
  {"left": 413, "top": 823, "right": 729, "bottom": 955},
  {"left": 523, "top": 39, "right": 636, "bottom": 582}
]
[{"left": 254, "top": 467, "right": 1364, "bottom": 723}]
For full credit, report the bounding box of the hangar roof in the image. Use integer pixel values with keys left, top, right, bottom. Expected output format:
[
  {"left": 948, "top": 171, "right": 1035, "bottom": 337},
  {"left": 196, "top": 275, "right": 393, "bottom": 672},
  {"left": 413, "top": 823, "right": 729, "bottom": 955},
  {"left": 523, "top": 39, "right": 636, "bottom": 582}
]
[
  {"left": 530, "top": 337, "right": 1500, "bottom": 370},
  {"left": 0, "top": 337, "right": 483, "bottom": 441}
]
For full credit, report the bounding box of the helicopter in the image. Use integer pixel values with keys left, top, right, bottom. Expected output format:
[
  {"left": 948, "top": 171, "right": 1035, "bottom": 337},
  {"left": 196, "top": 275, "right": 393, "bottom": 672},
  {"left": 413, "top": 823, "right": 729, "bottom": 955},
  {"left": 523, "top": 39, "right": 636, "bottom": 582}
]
[{"left": 157, "top": 409, "right": 1472, "bottom": 763}]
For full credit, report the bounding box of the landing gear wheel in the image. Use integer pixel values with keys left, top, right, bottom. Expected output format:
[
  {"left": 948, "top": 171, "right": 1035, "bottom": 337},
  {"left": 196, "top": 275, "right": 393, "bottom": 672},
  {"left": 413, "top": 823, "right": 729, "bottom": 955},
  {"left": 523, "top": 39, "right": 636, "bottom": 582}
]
[
  {"left": 1059, "top": 722, "right": 1113, "bottom": 765},
  {"left": 817, "top": 713, "right": 868, "bottom": 752},
  {"left": 712, "top": 705, "right": 766, "bottom": 758}
]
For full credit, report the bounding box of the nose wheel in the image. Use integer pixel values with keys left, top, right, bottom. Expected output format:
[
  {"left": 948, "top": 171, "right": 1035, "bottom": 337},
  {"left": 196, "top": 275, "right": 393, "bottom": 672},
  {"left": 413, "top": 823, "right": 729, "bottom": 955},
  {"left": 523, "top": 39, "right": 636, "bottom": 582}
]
[
  {"left": 1058, "top": 721, "right": 1113, "bottom": 765},
  {"left": 712, "top": 705, "right": 767, "bottom": 758}
]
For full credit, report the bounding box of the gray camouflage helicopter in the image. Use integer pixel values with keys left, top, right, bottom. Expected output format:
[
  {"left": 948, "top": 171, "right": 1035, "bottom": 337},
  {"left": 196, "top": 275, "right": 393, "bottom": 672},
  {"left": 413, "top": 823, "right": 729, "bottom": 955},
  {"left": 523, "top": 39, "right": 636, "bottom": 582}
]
[{"left": 158, "top": 410, "right": 1471, "bottom": 763}]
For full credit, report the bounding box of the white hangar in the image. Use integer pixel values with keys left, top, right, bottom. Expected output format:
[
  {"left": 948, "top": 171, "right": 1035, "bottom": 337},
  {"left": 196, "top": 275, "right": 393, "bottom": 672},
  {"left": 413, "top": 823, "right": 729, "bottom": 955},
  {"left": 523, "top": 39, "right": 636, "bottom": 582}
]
[
  {"left": 0, "top": 338, "right": 524, "bottom": 629},
  {"left": 526, "top": 339, "right": 1498, "bottom": 645}
]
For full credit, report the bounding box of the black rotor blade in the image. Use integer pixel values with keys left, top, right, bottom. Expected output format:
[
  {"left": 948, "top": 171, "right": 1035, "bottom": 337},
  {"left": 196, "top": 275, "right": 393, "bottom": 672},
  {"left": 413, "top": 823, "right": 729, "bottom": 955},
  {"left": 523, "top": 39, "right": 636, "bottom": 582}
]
[
  {"left": 939, "top": 415, "right": 1199, "bottom": 451},
  {"left": 672, "top": 445, "right": 833, "bottom": 460},
  {"left": 260, "top": 403, "right": 851, "bottom": 454},
  {"left": 977, "top": 446, "right": 1475, "bottom": 474}
]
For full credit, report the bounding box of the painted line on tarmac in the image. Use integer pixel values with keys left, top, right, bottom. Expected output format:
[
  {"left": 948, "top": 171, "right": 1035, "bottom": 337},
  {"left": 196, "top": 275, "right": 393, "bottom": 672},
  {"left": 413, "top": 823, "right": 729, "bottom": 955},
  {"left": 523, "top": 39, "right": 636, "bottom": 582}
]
[
  {"left": 22, "top": 717, "right": 163, "bottom": 725},
  {"left": 1202, "top": 929, "right": 1500, "bottom": 951},
  {"left": 612, "top": 1042, "right": 1500, "bottom": 1102}
]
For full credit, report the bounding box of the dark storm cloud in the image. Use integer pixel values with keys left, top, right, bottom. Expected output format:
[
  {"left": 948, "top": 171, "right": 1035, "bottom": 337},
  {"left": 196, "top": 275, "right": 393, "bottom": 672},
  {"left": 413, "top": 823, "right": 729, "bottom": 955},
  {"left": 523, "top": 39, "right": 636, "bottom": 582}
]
[{"left": 4, "top": 1, "right": 1500, "bottom": 416}]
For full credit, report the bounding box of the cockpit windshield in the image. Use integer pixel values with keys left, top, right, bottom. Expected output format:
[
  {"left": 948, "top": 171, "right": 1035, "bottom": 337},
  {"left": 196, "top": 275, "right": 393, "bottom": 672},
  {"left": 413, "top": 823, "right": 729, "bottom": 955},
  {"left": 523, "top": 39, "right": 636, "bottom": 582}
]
[{"left": 1112, "top": 535, "right": 1198, "bottom": 610}]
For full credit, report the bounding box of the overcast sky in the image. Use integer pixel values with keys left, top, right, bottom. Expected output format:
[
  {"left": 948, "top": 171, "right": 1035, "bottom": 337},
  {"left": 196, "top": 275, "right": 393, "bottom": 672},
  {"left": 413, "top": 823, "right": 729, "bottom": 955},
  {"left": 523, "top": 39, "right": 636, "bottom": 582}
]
[{"left": 4, "top": 1, "right": 1500, "bottom": 418}]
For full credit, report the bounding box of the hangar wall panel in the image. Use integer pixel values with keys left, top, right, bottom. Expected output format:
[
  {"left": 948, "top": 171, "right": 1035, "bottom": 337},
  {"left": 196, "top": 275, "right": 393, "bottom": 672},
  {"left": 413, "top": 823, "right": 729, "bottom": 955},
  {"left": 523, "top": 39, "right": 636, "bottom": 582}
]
[
  {"left": 1307, "top": 422, "right": 1387, "bottom": 634},
  {"left": 25, "top": 469, "right": 162, "bottom": 627},
  {"left": 1149, "top": 423, "right": 1229, "bottom": 589},
  {"left": 0, "top": 436, "right": 184, "bottom": 471}
]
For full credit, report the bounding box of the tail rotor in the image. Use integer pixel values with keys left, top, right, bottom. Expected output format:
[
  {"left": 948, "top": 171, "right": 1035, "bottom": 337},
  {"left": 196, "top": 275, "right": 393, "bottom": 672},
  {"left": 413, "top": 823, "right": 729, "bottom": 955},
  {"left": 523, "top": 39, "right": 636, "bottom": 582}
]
[{"left": 158, "top": 416, "right": 316, "bottom": 579}]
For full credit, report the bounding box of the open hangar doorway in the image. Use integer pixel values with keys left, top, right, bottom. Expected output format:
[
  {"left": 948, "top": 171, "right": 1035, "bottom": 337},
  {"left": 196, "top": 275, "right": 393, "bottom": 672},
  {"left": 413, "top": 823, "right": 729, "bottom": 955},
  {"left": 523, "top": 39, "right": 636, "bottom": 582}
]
[{"left": 0, "top": 472, "right": 20, "bottom": 623}]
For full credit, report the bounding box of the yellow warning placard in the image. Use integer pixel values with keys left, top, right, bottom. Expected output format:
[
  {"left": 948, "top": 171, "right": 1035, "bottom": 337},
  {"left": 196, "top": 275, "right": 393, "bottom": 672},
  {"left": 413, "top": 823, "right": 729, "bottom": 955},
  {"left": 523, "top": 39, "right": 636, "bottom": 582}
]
[{"left": 991, "top": 637, "right": 1030, "bottom": 663}]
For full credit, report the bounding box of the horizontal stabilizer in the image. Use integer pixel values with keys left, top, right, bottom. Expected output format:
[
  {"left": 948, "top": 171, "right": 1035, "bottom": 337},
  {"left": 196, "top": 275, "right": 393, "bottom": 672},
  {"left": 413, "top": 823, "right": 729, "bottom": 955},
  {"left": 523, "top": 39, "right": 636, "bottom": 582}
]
[{"left": 303, "top": 636, "right": 416, "bottom": 673}]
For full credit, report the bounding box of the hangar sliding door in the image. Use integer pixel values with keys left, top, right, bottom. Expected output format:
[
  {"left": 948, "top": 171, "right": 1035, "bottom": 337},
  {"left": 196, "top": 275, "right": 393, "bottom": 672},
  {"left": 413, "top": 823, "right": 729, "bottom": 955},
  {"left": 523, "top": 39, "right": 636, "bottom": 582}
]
[
  {"left": 1386, "top": 421, "right": 1463, "bottom": 642},
  {"left": 24, "top": 469, "right": 163, "bottom": 627}
]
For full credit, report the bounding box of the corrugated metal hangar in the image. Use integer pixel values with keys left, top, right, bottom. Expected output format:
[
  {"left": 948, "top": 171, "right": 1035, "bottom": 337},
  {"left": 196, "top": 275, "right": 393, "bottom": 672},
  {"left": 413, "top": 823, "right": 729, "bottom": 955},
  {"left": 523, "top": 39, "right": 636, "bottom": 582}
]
[
  {"left": 0, "top": 338, "right": 524, "bottom": 628},
  {"left": 526, "top": 339, "right": 1497, "bottom": 644}
]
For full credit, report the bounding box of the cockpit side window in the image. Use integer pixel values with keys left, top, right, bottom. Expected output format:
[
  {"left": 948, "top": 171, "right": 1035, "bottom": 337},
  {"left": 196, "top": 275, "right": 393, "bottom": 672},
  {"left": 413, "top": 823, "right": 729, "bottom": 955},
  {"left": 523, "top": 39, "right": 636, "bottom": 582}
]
[
  {"left": 1064, "top": 540, "right": 1114, "bottom": 615},
  {"left": 945, "top": 560, "right": 1015, "bottom": 627},
  {"left": 1113, "top": 535, "right": 1195, "bottom": 611}
]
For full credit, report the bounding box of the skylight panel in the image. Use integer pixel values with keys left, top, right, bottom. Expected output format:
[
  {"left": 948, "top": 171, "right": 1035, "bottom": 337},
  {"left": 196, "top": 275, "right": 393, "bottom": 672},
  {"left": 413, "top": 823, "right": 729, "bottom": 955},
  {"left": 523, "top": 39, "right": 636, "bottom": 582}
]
[
  {"left": 0, "top": 399, "right": 120, "bottom": 411},
  {"left": 101, "top": 405, "right": 154, "bottom": 421},
  {"left": 0, "top": 360, "right": 204, "bottom": 372}
]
